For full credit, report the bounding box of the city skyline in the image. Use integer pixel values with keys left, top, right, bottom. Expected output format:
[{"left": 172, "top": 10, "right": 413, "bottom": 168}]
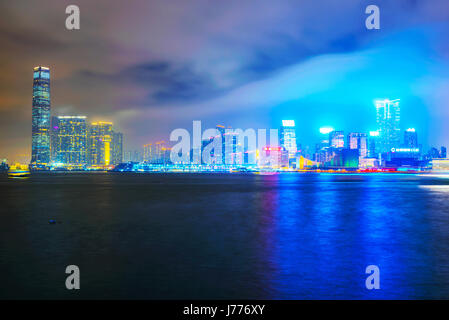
[
  {"left": 28, "top": 65, "right": 124, "bottom": 170},
  {"left": 4, "top": 64, "right": 449, "bottom": 167},
  {"left": 1, "top": 1, "right": 449, "bottom": 163},
  {"left": 6, "top": 65, "right": 449, "bottom": 171}
]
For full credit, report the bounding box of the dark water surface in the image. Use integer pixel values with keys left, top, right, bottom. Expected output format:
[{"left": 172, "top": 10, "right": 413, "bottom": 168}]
[{"left": 2, "top": 172, "right": 449, "bottom": 299}]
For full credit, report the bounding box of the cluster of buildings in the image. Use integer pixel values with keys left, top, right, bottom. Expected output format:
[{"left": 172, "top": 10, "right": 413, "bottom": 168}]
[
  {"left": 143, "top": 141, "right": 171, "bottom": 164},
  {"left": 125, "top": 98, "right": 447, "bottom": 172},
  {"left": 310, "top": 99, "right": 447, "bottom": 171},
  {"left": 119, "top": 121, "right": 301, "bottom": 171},
  {"left": 6, "top": 65, "right": 446, "bottom": 173},
  {"left": 31, "top": 66, "right": 123, "bottom": 170}
]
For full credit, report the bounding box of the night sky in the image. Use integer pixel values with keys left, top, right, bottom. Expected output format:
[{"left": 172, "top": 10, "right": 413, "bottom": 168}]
[{"left": 1, "top": 0, "right": 449, "bottom": 162}]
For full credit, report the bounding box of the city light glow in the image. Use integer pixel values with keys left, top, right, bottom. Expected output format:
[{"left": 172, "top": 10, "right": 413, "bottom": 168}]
[
  {"left": 319, "top": 127, "right": 334, "bottom": 134},
  {"left": 282, "top": 120, "right": 295, "bottom": 127}
]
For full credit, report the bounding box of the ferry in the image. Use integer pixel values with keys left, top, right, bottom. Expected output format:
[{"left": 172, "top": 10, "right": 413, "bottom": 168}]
[{"left": 8, "top": 163, "right": 30, "bottom": 178}]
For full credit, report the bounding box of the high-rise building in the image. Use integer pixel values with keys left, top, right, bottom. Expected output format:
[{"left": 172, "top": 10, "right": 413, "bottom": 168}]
[
  {"left": 143, "top": 141, "right": 170, "bottom": 164},
  {"left": 223, "top": 129, "right": 240, "bottom": 165},
  {"left": 143, "top": 143, "right": 153, "bottom": 162},
  {"left": 210, "top": 125, "right": 238, "bottom": 165},
  {"left": 111, "top": 132, "right": 123, "bottom": 165},
  {"left": 280, "top": 120, "right": 297, "bottom": 159},
  {"left": 259, "top": 146, "right": 288, "bottom": 168},
  {"left": 441, "top": 146, "right": 447, "bottom": 159},
  {"left": 428, "top": 147, "right": 441, "bottom": 159},
  {"left": 50, "top": 116, "right": 59, "bottom": 162},
  {"left": 216, "top": 125, "right": 226, "bottom": 164},
  {"left": 404, "top": 128, "right": 418, "bottom": 148},
  {"left": 368, "top": 131, "right": 379, "bottom": 157},
  {"left": 53, "top": 116, "right": 87, "bottom": 167},
  {"left": 124, "top": 150, "right": 143, "bottom": 162},
  {"left": 31, "top": 66, "right": 51, "bottom": 167},
  {"left": 329, "top": 130, "right": 345, "bottom": 149},
  {"left": 88, "top": 121, "right": 113, "bottom": 167},
  {"left": 375, "top": 99, "right": 400, "bottom": 153},
  {"left": 347, "top": 132, "right": 368, "bottom": 158}
]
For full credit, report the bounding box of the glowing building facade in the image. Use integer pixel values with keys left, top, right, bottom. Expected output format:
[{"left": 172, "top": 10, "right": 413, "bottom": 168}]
[
  {"left": 143, "top": 141, "right": 170, "bottom": 164},
  {"left": 52, "top": 116, "right": 87, "bottom": 167},
  {"left": 280, "top": 120, "right": 297, "bottom": 159},
  {"left": 259, "top": 146, "right": 288, "bottom": 168},
  {"left": 404, "top": 128, "right": 418, "bottom": 148},
  {"left": 112, "top": 132, "right": 123, "bottom": 165},
  {"left": 329, "top": 130, "right": 345, "bottom": 149},
  {"left": 88, "top": 122, "right": 113, "bottom": 167},
  {"left": 31, "top": 66, "right": 51, "bottom": 167},
  {"left": 347, "top": 132, "right": 368, "bottom": 158},
  {"left": 375, "top": 99, "right": 400, "bottom": 153}
]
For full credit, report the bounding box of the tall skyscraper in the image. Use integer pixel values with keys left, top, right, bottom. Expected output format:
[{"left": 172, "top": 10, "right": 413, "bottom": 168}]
[
  {"left": 31, "top": 66, "right": 51, "bottom": 167},
  {"left": 216, "top": 125, "right": 226, "bottom": 164},
  {"left": 368, "top": 131, "right": 379, "bottom": 157},
  {"left": 375, "top": 99, "right": 400, "bottom": 153},
  {"left": 111, "top": 132, "right": 123, "bottom": 165},
  {"left": 329, "top": 130, "right": 345, "bottom": 149},
  {"left": 53, "top": 116, "right": 87, "bottom": 167},
  {"left": 280, "top": 120, "right": 297, "bottom": 159},
  {"left": 347, "top": 132, "right": 368, "bottom": 158},
  {"left": 404, "top": 128, "right": 418, "bottom": 148},
  {"left": 143, "top": 143, "right": 153, "bottom": 162},
  {"left": 88, "top": 121, "right": 113, "bottom": 167},
  {"left": 50, "top": 116, "right": 59, "bottom": 162},
  {"left": 209, "top": 124, "right": 238, "bottom": 164}
]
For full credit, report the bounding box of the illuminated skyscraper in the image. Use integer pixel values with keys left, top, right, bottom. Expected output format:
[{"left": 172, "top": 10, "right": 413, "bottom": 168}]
[
  {"left": 404, "top": 128, "right": 418, "bottom": 148},
  {"left": 368, "top": 131, "right": 379, "bottom": 157},
  {"left": 111, "top": 132, "right": 123, "bottom": 165},
  {"left": 259, "top": 146, "right": 288, "bottom": 168},
  {"left": 347, "top": 132, "right": 368, "bottom": 158},
  {"left": 211, "top": 124, "right": 238, "bottom": 164},
  {"left": 143, "top": 141, "right": 169, "bottom": 164},
  {"left": 88, "top": 121, "right": 113, "bottom": 167},
  {"left": 50, "top": 116, "right": 59, "bottom": 162},
  {"left": 216, "top": 125, "right": 226, "bottom": 164},
  {"left": 53, "top": 116, "right": 87, "bottom": 167},
  {"left": 31, "top": 66, "right": 51, "bottom": 167},
  {"left": 329, "top": 130, "right": 345, "bottom": 149},
  {"left": 143, "top": 143, "right": 153, "bottom": 162},
  {"left": 375, "top": 99, "right": 400, "bottom": 153},
  {"left": 280, "top": 120, "right": 297, "bottom": 158}
]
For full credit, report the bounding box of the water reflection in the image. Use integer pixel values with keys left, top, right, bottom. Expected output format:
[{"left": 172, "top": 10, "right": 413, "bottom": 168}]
[
  {"left": 2, "top": 173, "right": 449, "bottom": 299},
  {"left": 259, "top": 173, "right": 449, "bottom": 299}
]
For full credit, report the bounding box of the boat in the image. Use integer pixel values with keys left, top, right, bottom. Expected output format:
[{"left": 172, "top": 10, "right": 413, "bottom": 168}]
[{"left": 8, "top": 163, "right": 30, "bottom": 177}]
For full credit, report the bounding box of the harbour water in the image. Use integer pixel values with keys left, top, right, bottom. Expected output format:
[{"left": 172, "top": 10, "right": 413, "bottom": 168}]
[{"left": 1, "top": 172, "right": 449, "bottom": 299}]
